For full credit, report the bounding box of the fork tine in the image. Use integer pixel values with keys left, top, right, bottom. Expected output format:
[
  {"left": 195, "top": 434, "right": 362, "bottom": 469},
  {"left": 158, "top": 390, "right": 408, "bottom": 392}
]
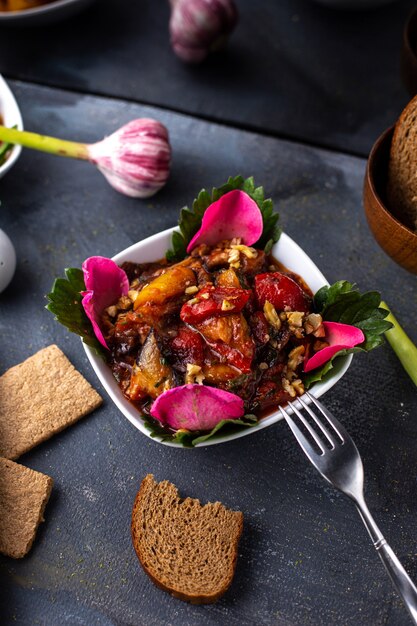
[
  {"left": 279, "top": 405, "right": 324, "bottom": 458},
  {"left": 284, "top": 401, "right": 326, "bottom": 454},
  {"left": 297, "top": 395, "right": 338, "bottom": 448},
  {"left": 305, "top": 391, "right": 349, "bottom": 442}
]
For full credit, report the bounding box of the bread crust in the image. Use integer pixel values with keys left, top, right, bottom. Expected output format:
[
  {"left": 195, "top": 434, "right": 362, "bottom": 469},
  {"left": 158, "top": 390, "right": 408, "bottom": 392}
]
[
  {"left": 387, "top": 95, "right": 417, "bottom": 232},
  {"left": 131, "top": 474, "right": 243, "bottom": 604}
]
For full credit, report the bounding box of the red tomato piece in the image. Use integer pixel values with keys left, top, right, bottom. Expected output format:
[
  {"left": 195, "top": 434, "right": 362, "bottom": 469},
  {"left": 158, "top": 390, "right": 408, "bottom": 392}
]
[
  {"left": 254, "top": 272, "right": 311, "bottom": 313},
  {"left": 210, "top": 342, "right": 253, "bottom": 374},
  {"left": 170, "top": 326, "right": 204, "bottom": 366},
  {"left": 180, "top": 285, "right": 251, "bottom": 324}
]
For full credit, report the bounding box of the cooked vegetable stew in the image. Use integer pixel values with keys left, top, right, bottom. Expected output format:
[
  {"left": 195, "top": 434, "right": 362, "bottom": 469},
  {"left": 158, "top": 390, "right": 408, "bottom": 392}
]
[{"left": 102, "top": 238, "right": 327, "bottom": 426}]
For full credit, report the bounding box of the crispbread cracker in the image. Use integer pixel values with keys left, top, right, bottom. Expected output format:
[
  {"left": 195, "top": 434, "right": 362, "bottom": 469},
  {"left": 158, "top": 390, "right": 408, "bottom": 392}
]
[
  {"left": 0, "top": 457, "right": 53, "bottom": 558},
  {"left": 0, "top": 344, "right": 102, "bottom": 460}
]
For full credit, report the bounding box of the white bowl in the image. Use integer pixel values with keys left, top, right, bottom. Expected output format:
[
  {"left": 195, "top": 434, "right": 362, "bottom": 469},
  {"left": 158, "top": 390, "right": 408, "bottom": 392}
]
[
  {"left": 0, "top": 75, "right": 23, "bottom": 180},
  {"left": 83, "top": 228, "right": 352, "bottom": 447},
  {"left": 0, "top": 0, "right": 95, "bottom": 25}
]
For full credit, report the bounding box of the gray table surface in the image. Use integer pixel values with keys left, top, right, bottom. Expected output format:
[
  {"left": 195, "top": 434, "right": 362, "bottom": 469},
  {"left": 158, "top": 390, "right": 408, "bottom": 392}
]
[
  {"left": 0, "top": 81, "right": 416, "bottom": 625},
  {"left": 0, "top": 0, "right": 416, "bottom": 156}
]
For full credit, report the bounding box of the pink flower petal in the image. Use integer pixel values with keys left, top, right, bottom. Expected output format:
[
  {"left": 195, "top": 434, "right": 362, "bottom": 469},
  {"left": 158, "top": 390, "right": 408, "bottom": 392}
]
[
  {"left": 186, "top": 189, "right": 263, "bottom": 253},
  {"left": 304, "top": 321, "right": 365, "bottom": 372},
  {"left": 150, "top": 383, "right": 244, "bottom": 431},
  {"left": 81, "top": 256, "right": 129, "bottom": 349}
]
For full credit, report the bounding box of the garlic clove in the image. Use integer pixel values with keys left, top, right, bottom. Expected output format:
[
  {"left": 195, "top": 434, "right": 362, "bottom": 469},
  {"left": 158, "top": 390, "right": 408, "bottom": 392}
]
[
  {"left": 0, "top": 119, "right": 171, "bottom": 198},
  {"left": 87, "top": 119, "right": 171, "bottom": 198},
  {"left": 169, "top": 0, "right": 238, "bottom": 64}
]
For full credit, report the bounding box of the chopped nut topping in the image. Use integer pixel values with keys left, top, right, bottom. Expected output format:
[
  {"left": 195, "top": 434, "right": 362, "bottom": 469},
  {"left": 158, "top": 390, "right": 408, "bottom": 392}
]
[
  {"left": 200, "top": 292, "right": 210, "bottom": 300},
  {"left": 304, "top": 313, "right": 322, "bottom": 334},
  {"left": 227, "top": 248, "right": 241, "bottom": 269},
  {"left": 186, "top": 363, "right": 205, "bottom": 385},
  {"left": 259, "top": 362, "right": 269, "bottom": 370},
  {"left": 286, "top": 368, "right": 296, "bottom": 381},
  {"left": 221, "top": 299, "right": 235, "bottom": 311},
  {"left": 292, "top": 379, "right": 304, "bottom": 395},
  {"left": 282, "top": 377, "right": 297, "bottom": 398},
  {"left": 117, "top": 295, "right": 132, "bottom": 310},
  {"left": 185, "top": 285, "right": 198, "bottom": 295},
  {"left": 128, "top": 289, "right": 140, "bottom": 303},
  {"left": 269, "top": 265, "right": 277, "bottom": 271},
  {"left": 288, "top": 345, "right": 305, "bottom": 371},
  {"left": 279, "top": 312, "right": 287, "bottom": 321},
  {"left": 313, "top": 325, "right": 326, "bottom": 338},
  {"left": 263, "top": 301, "right": 281, "bottom": 330},
  {"left": 228, "top": 249, "right": 240, "bottom": 262},
  {"left": 230, "top": 244, "right": 258, "bottom": 258},
  {"left": 187, "top": 297, "right": 199, "bottom": 305},
  {"left": 304, "top": 313, "right": 325, "bottom": 337},
  {"left": 105, "top": 305, "right": 118, "bottom": 318},
  {"left": 286, "top": 311, "right": 304, "bottom": 328}
]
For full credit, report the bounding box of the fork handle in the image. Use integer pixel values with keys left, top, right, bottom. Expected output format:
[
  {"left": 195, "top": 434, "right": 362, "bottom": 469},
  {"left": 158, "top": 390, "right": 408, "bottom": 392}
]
[{"left": 355, "top": 497, "right": 417, "bottom": 624}]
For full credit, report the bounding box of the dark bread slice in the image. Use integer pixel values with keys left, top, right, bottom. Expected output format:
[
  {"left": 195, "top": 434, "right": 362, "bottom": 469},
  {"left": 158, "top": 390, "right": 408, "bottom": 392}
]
[
  {"left": 0, "top": 457, "right": 53, "bottom": 558},
  {"left": 387, "top": 95, "right": 417, "bottom": 232},
  {"left": 131, "top": 474, "right": 243, "bottom": 604}
]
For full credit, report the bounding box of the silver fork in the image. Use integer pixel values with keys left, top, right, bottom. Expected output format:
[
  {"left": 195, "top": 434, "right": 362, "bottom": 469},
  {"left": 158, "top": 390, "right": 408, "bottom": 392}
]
[{"left": 279, "top": 391, "right": 417, "bottom": 624}]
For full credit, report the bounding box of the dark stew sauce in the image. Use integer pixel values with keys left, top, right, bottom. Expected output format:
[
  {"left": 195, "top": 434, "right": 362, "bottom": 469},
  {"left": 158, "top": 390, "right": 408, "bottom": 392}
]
[{"left": 102, "top": 239, "right": 326, "bottom": 430}]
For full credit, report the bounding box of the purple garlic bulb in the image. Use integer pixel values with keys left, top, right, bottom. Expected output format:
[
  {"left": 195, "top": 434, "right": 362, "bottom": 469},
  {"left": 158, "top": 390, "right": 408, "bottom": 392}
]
[
  {"left": 169, "top": 0, "right": 238, "bottom": 64},
  {"left": 88, "top": 119, "right": 171, "bottom": 198},
  {"left": 0, "top": 118, "right": 171, "bottom": 199}
]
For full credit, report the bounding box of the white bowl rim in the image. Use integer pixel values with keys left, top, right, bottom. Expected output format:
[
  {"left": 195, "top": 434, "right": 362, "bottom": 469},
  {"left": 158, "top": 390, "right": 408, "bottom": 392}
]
[
  {"left": 83, "top": 227, "right": 352, "bottom": 447},
  {"left": 0, "top": 74, "right": 23, "bottom": 177}
]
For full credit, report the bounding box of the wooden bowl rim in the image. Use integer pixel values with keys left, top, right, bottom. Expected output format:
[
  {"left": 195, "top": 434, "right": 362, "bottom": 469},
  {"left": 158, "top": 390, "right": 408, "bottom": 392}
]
[{"left": 365, "top": 125, "right": 417, "bottom": 242}]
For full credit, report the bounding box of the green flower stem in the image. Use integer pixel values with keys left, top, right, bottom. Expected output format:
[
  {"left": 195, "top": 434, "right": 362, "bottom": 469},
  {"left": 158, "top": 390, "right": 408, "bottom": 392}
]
[
  {"left": 381, "top": 301, "right": 417, "bottom": 387},
  {"left": 0, "top": 125, "right": 89, "bottom": 160}
]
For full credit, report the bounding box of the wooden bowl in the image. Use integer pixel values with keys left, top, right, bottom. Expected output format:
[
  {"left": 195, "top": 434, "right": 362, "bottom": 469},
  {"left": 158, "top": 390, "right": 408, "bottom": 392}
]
[{"left": 363, "top": 126, "right": 417, "bottom": 274}]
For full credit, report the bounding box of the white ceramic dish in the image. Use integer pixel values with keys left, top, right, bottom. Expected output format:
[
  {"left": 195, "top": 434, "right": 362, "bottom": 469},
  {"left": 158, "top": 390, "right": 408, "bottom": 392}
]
[
  {"left": 83, "top": 227, "right": 352, "bottom": 447},
  {"left": 0, "top": 0, "right": 95, "bottom": 26},
  {"left": 0, "top": 74, "right": 23, "bottom": 179}
]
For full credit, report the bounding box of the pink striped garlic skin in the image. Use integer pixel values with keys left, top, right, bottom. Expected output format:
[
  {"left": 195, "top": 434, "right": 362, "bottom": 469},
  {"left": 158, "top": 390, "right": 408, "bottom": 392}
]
[
  {"left": 169, "top": 0, "right": 238, "bottom": 64},
  {"left": 88, "top": 119, "right": 171, "bottom": 198}
]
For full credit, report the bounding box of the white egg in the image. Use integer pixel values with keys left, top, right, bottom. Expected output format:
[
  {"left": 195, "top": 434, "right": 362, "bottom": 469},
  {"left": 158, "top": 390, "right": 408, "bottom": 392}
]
[{"left": 0, "top": 228, "right": 16, "bottom": 293}]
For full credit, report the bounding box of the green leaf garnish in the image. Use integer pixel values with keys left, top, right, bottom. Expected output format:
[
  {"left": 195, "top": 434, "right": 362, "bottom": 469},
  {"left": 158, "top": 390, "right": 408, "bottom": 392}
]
[
  {"left": 166, "top": 175, "right": 281, "bottom": 261},
  {"left": 143, "top": 413, "right": 258, "bottom": 447},
  {"left": 46, "top": 268, "right": 107, "bottom": 358},
  {"left": 305, "top": 281, "right": 392, "bottom": 386}
]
